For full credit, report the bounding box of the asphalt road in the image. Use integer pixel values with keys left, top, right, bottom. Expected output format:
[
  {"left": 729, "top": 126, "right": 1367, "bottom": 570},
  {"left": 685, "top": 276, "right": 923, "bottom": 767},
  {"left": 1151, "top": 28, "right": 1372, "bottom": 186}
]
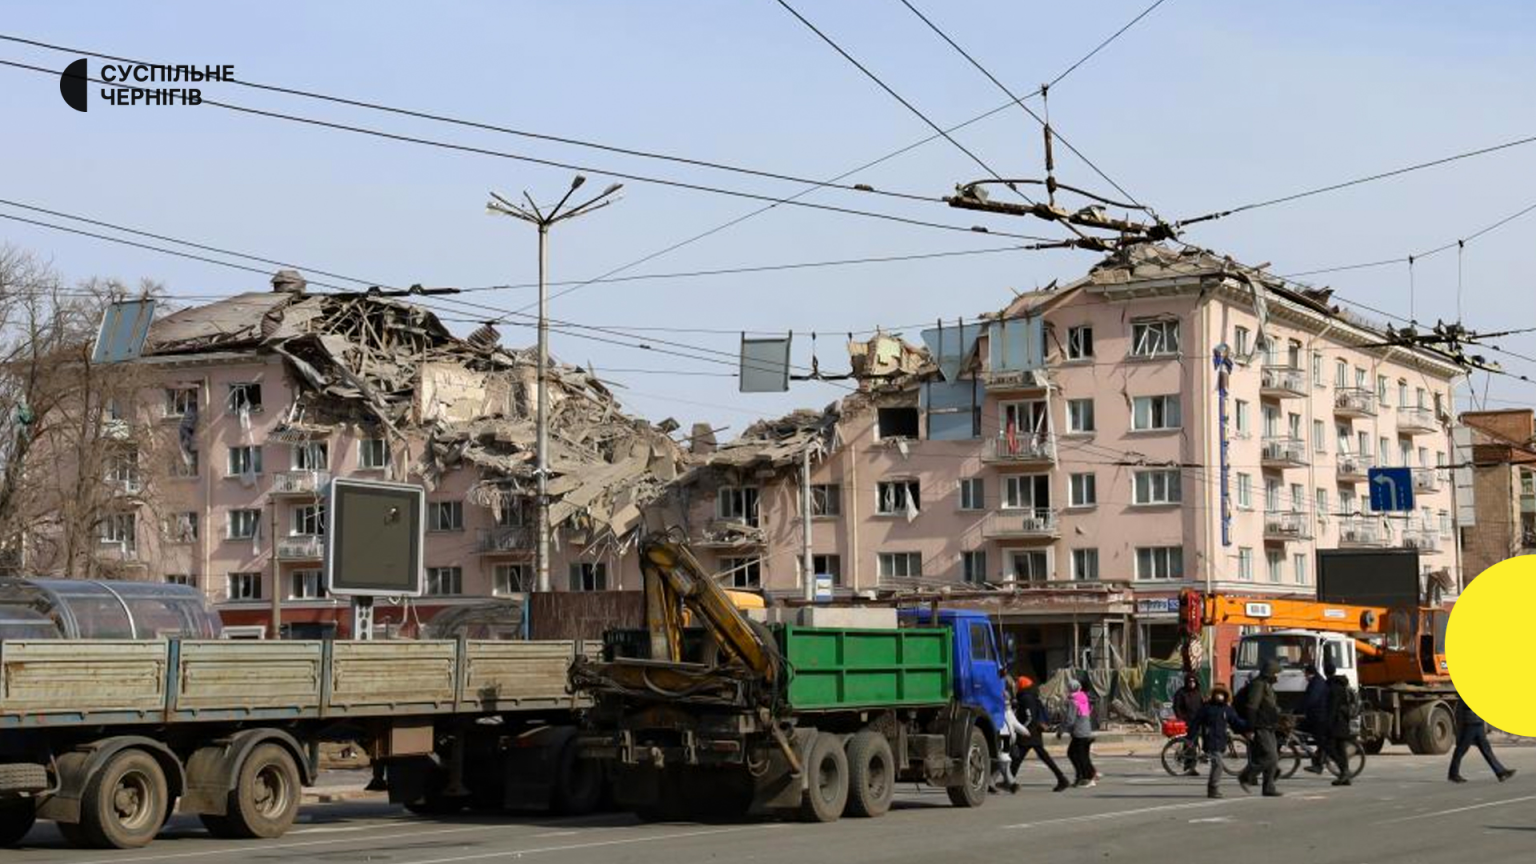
[{"left": 9, "top": 745, "right": 1534, "bottom": 864}]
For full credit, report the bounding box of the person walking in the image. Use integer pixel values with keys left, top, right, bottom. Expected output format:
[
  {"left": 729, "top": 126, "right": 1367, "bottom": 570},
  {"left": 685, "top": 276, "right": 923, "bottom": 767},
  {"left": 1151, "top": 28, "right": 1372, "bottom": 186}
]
[
  {"left": 1323, "top": 667, "right": 1357, "bottom": 786},
  {"left": 1062, "top": 678, "right": 1098, "bottom": 787},
  {"left": 1449, "top": 698, "right": 1517, "bottom": 784},
  {"left": 1299, "top": 663, "right": 1330, "bottom": 773},
  {"left": 1014, "top": 676, "right": 1072, "bottom": 792},
  {"left": 1237, "top": 659, "right": 1283, "bottom": 797},
  {"left": 1172, "top": 673, "right": 1205, "bottom": 776},
  {"left": 992, "top": 675, "right": 1028, "bottom": 793},
  {"left": 1193, "top": 683, "right": 1242, "bottom": 798}
]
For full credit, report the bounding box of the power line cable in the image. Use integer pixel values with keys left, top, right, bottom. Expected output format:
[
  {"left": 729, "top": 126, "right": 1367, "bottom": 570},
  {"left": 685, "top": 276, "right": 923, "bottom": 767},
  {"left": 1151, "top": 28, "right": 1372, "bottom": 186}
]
[{"left": 1282, "top": 198, "right": 1536, "bottom": 280}]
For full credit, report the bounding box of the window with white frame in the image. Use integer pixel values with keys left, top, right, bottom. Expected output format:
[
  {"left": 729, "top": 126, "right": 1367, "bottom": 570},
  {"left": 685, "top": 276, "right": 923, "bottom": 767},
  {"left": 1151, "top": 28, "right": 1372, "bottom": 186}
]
[
  {"left": 569, "top": 562, "right": 609, "bottom": 592},
  {"left": 227, "top": 446, "right": 262, "bottom": 476},
  {"left": 495, "top": 499, "right": 527, "bottom": 527},
  {"left": 1379, "top": 437, "right": 1391, "bottom": 466},
  {"left": 1267, "top": 550, "right": 1284, "bottom": 584},
  {"left": 1439, "top": 510, "right": 1452, "bottom": 536},
  {"left": 227, "top": 572, "right": 262, "bottom": 601},
  {"left": 718, "top": 486, "right": 761, "bottom": 526},
  {"left": 292, "top": 504, "right": 325, "bottom": 536},
  {"left": 961, "top": 550, "right": 988, "bottom": 584},
  {"left": 1313, "top": 419, "right": 1326, "bottom": 453},
  {"left": 876, "top": 480, "right": 920, "bottom": 516},
  {"left": 1136, "top": 546, "right": 1183, "bottom": 580},
  {"left": 1236, "top": 473, "right": 1253, "bottom": 510},
  {"left": 1265, "top": 478, "right": 1282, "bottom": 512},
  {"left": 493, "top": 564, "right": 529, "bottom": 595},
  {"left": 1066, "top": 399, "right": 1095, "bottom": 433},
  {"left": 720, "top": 556, "right": 762, "bottom": 589},
  {"left": 1133, "top": 470, "right": 1182, "bottom": 505},
  {"left": 358, "top": 438, "right": 389, "bottom": 470},
  {"left": 958, "top": 477, "right": 984, "bottom": 511},
  {"left": 165, "top": 573, "right": 197, "bottom": 588},
  {"left": 1334, "top": 359, "right": 1348, "bottom": 388},
  {"left": 1288, "top": 339, "right": 1302, "bottom": 369},
  {"left": 99, "top": 512, "right": 137, "bottom": 550},
  {"left": 428, "top": 500, "right": 464, "bottom": 532},
  {"left": 1233, "top": 326, "right": 1251, "bottom": 359},
  {"left": 165, "top": 387, "right": 198, "bottom": 418},
  {"left": 1293, "top": 554, "right": 1308, "bottom": 586},
  {"left": 1007, "top": 550, "right": 1050, "bottom": 584},
  {"left": 1312, "top": 351, "right": 1324, "bottom": 386},
  {"left": 1130, "top": 319, "right": 1179, "bottom": 358},
  {"left": 812, "top": 554, "right": 842, "bottom": 586},
  {"left": 1355, "top": 367, "right": 1368, "bottom": 389},
  {"left": 291, "top": 569, "right": 325, "bottom": 599},
  {"left": 1003, "top": 474, "right": 1049, "bottom": 510},
  {"left": 1290, "top": 483, "right": 1306, "bottom": 513},
  {"left": 164, "top": 511, "right": 199, "bottom": 542},
  {"left": 1359, "top": 431, "right": 1371, "bottom": 458},
  {"left": 1234, "top": 400, "right": 1250, "bottom": 437},
  {"left": 878, "top": 552, "right": 922, "bottom": 581},
  {"left": 1288, "top": 412, "right": 1303, "bottom": 440},
  {"left": 1238, "top": 548, "right": 1254, "bottom": 581},
  {"left": 1397, "top": 380, "right": 1409, "bottom": 408},
  {"left": 1066, "top": 325, "right": 1094, "bottom": 360},
  {"left": 107, "top": 449, "right": 141, "bottom": 492},
  {"left": 1068, "top": 473, "right": 1097, "bottom": 508},
  {"left": 426, "top": 566, "right": 463, "bottom": 596},
  {"left": 228, "top": 509, "right": 261, "bottom": 540},
  {"left": 810, "top": 484, "right": 841, "bottom": 517},
  {"left": 1417, "top": 446, "right": 1428, "bottom": 467},
  {"left": 227, "top": 382, "right": 262, "bottom": 413},
  {"left": 1132, "top": 395, "right": 1181, "bottom": 430},
  {"left": 292, "top": 442, "right": 328, "bottom": 471},
  {"left": 1316, "top": 488, "right": 1329, "bottom": 519},
  {"left": 1072, "top": 548, "right": 1099, "bottom": 581}
]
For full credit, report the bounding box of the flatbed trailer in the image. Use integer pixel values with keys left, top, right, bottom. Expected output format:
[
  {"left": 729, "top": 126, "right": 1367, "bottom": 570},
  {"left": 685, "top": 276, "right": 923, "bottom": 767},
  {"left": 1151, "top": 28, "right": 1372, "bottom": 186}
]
[{"left": 0, "top": 638, "right": 602, "bottom": 849}]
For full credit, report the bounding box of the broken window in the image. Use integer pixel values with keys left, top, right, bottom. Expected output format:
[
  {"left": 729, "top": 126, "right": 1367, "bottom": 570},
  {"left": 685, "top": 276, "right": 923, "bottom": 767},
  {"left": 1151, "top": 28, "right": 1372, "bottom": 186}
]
[
  {"left": 877, "top": 406, "right": 920, "bottom": 440},
  {"left": 165, "top": 387, "right": 198, "bottom": 418},
  {"left": 227, "top": 446, "right": 263, "bottom": 476},
  {"left": 292, "top": 504, "right": 326, "bottom": 536},
  {"left": 877, "top": 552, "right": 921, "bottom": 581},
  {"left": 493, "top": 564, "right": 530, "bottom": 595},
  {"left": 428, "top": 501, "right": 464, "bottom": 532},
  {"left": 228, "top": 509, "right": 261, "bottom": 540},
  {"left": 227, "top": 573, "right": 262, "bottom": 601},
  {"left": 1003, "top": 474, "right": 1050, "bottom": 510},
  {"left": 290, "top": 570, "right": 326, "bottom": 600},
  {"left": 1132, "top": 395, "right": 1181, "bottom": 430},
  {"left": 495, "top": 499, "right": 528, "bottom": 527},
  {"left": 358, "top": 438, "right": 389, "bottom": 469},
  {"left": 1066, "top": 325, "right": 1094, "bottom": 360},
  {"left": 293, "top": 442, "right": 328, "bottom": 471},
  {"left": 107, "top": 449, "right": 141, "bottom": 492},
  {"left": 569, "top": 562, "right": 608, "bottom": 592},
  {"left": 426, "top": 567, "right": 463, "bottom": 596},
  {"left": 1130, "top": 319, "right": 1179, "bottom": 358},
  {"left": 165, "top": 574, "right": 197, "bottom": 588},
  {"left": 810, "top": 484, "right": 841, "bottom": 517},
  {"left": 876, "top": 480, "right": 920, "bottom": 517},
  {"left": 170, "top": 449, "right": 199, "bottom": 478},
  {"left": 717, "top": 486, "right": 760, "bottom": 527},
  {"left": 227, "top": 383, "right": 263, "bottom": 413},
  {"left": 1008, "top": 551, "right": 1050, "bottom": 585},
  {"left": 812, "top": 554, "right": 842, "bottom": 586},
  {"left": 163, "top": 512, "right": 199, "bottom": 542},
  {"left": 99, "top": 512, "right": 137, "bottom": 550},
  {"left": 721, "top": 556, "right": 762, "bottom": 589},
  {"left": 1233, "top": 326, "right": 1251, "bottom": 360}
]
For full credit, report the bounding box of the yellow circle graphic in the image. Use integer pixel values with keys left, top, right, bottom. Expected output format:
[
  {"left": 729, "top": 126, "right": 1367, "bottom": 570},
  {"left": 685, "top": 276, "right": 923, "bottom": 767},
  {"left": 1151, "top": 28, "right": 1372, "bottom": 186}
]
[{"left": 1446, "top": 554, "right": 1536, "bottom": 737}]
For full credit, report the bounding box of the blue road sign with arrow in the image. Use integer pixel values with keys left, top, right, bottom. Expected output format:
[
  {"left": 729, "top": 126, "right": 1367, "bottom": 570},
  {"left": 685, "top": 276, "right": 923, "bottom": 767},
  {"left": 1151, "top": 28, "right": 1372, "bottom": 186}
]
[{"left": 1368, "top": 466, "right": 1414, "bottom": 512}]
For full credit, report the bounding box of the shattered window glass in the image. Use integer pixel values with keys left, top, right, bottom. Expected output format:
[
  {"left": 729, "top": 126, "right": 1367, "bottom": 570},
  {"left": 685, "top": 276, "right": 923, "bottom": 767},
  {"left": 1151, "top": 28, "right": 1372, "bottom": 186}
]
[
  {"left": 227, "top": 383, "right": 263, "bottom": 413},
  {"left": 1130, "top": 319, "right": 1179, "bottom": 358}
]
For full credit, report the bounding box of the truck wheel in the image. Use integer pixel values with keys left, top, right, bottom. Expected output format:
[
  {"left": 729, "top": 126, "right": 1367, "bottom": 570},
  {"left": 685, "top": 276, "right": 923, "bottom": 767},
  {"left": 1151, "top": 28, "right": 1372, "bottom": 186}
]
[
  {"left": 0, "top": 800, "right": 36, "bottom": 848},
  {"left": 798, "top": 734, "right": 849, "bottom": 823},
  {"left": 844, "top": 731, "right": 895, "bottom": 818},
  {"left": 211, "top": 744, "right": 301, "bottom": 839},
  {"left": 78, "top": 749, "right": 169, "bottom": 849},
  {"left": 1362, "top": 737, "right": 1385, "bottom": 755},
  {"left": 945, "top": 725, "right": 988, "bottom": 809},
  {"left": 1405, "top": 703, "right": 1455, "bottom": 755},
  {"left": 551, "top": 738, "right": 604, "bottom": 816}
]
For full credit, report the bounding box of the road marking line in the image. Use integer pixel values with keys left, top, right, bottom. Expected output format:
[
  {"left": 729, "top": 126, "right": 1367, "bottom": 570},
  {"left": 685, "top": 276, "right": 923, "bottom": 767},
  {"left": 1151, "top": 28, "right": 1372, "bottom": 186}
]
[
  {"left": 383, "top": 824, "right": 785, "bottom": 864},
  {"left": 1003, "top": 798, "right": 1253, "bottom": 829},
  {"left": 291, "top": 825, "right": 373, "bottom": 835},
  {"left": 65, "top": 821, "right": 539, "bottom": 864},
  {"left": 1382, "top": 794, "right": 1536, "bottom": 824},
  {"left": 531, "top": 831, "right": 581, "bottom": 838}
]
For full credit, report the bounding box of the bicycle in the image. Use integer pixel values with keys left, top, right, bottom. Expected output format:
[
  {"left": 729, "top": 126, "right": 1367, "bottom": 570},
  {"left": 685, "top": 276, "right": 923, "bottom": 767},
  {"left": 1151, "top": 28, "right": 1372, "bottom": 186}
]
[
  {"left": 1160, "top": 720, "right": 1250, "bottom": 777},
  {"left": 1278, "top": 727, "right": 1366, "bottom": 780}
]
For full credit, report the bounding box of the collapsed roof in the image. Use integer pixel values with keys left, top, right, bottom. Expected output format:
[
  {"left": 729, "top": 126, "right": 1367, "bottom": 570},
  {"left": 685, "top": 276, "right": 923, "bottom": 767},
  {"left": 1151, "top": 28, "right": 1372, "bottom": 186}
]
[
  {"left": 144, "top": 273, "right": 685, "bottom": 548},
  {"left": 701, "top": 405, "right": 841, "bottom": 471}
]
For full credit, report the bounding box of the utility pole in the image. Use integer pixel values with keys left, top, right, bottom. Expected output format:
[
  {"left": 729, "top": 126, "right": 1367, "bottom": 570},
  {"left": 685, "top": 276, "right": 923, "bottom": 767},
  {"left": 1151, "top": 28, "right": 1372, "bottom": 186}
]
[
  {"left": 269, "top": 501, "right": 280, "bottom": 639},
  {"left": 487, "top": 176, "right": 622, "bottom": 593},
  {"left": 801, "top": 444, "right": 815, "bottom": 602}
]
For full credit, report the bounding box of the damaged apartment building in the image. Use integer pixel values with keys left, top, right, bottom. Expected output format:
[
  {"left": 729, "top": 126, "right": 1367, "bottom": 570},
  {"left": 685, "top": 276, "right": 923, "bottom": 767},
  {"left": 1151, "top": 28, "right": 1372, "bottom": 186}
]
[
  {"left": 676, "top": 244, "right": 1463, "bottom": 683},
  {"left": 90, "top": 269, "right": 683, "bottom": 636}
]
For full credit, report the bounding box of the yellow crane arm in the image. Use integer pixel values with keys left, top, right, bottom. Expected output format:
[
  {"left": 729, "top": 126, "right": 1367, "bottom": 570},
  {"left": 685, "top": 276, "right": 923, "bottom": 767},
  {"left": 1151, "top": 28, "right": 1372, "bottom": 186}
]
[{"left": 641, "top": 535, "right": 779, "bottom": 684}]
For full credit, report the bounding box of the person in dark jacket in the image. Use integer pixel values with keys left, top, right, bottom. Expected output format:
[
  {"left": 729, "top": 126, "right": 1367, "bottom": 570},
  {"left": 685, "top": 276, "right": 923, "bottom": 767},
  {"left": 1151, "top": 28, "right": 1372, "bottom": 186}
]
[
  {"left": 1449, "top": 698, "right": 1517, "bottom": 783},
  {"left": 1013, "top": 676, "right": 1071, "bottom": 792},
  {"left": 1172, "top": 673, "right": 1205, "bottom": 776},
  {"left": 1237, "top": 659, "right": 1283, "bottom": 797},
  {"left": 1299, "top": 663, "right": 1330, "bottom": 773},
  {"left": 1323, "top": 671, "right": 1355, "bottom": 786},
  {"left": 1194, "top": 684, "right": 1242, "bottom": 798}
]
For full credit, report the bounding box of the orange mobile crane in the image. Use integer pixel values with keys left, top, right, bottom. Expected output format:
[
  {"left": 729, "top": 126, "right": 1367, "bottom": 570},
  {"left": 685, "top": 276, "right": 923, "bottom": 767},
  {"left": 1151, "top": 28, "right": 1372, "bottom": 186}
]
[{"left": 1179, "top": 589, "right": 1458, "bottom": 755}]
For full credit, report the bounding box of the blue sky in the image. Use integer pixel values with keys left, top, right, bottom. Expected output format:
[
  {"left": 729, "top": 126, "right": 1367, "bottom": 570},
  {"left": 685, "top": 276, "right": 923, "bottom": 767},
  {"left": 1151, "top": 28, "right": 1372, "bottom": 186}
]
[{"left": 4, "top": 1, "right": 1536, "bottom": 432}]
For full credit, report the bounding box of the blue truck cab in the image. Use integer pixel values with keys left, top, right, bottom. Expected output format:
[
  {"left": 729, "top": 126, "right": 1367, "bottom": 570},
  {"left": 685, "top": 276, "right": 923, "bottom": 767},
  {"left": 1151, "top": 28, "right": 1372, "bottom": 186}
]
[{"left": 899, "top": 608, "right": 1009, "bottom": 738}]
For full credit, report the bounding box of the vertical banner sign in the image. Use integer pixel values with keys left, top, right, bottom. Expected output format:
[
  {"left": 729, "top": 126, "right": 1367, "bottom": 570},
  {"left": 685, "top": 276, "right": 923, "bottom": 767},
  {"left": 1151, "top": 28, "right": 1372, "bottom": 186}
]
[{"left": 1214, "top": 346, "right": 1234, "bottom": 547}]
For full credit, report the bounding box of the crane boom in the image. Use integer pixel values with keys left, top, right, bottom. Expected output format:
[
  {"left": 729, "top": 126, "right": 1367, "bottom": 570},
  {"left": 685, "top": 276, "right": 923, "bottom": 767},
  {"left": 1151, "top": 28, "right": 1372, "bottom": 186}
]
[{"left": 1195, "top": 592, "right": 1386, "bottom": 634}]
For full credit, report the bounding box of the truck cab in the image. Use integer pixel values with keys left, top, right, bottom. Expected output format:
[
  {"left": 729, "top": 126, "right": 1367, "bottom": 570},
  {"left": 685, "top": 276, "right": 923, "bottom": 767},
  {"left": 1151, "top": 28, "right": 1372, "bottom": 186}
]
[
  {"left": 1231, "top": 629, "right": 1359, "bottom": 712},
  {"left": 899, "top": 608, "right": 1008, "bottom": 735}
]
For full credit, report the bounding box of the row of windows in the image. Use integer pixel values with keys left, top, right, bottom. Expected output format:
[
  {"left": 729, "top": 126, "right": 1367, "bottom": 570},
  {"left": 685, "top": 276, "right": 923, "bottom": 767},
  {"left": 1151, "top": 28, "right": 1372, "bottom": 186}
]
[
  {"left": 152, "top": 496, "right": 521, "bottom": 545},
  {"left": 220, "top": 562, "right": 606, "bottom": 602},
  {"left": 876, "top": 546, "right": 1179, "bottom": 583}
]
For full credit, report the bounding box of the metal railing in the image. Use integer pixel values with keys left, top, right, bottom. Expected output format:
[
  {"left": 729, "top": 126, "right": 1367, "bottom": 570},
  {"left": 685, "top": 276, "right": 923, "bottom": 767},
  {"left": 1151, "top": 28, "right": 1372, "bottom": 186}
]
[
  {"left": 1261, "top": 436, "right": 1307, "bottom": 466},
  {"left": 1397, "top": 406, "right": 1438, "bottom": 433},
  {"left": 272, "top": 470, "right": 332, "bottom": 495},
  {"left": 982, "top": 435, "right": 1056, "bottom": 463},
  {"left": 1263, "top": 510, "right": 1311, "bottom": 540},
  {"left": 477, "top": 526, "right": 532, "bottom": 553},
  {"left": 1412, "top": 468, "right": 1439, "bottom": 493},
  {"left": 1334, "top": 388, "right": 1377, "bottom": 417},
  {"left": 981, "top": 508, "right": 1059, "bottom": 539},
  {"left": 276, "top": 535, "right": 324, "bottom": 560},
  {"left": 1337, "top": 453, "right": 1373, "bottom": 479},
  {"left": 1338, "top": 516, "right": 1387, "bottom": 547},
  {"left": 1402, "top": 528, "right": 1440, "bottom": 552},
  {"left": 1260, "top": 364, "right": 1307, "bottom": 396}
]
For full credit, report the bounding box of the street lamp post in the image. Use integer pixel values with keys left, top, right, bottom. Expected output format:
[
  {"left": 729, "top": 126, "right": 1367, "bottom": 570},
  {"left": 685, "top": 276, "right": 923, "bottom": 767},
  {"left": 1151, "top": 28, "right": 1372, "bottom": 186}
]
[{"left": 487, "top": 176, "right": 622, "bottom": 593}]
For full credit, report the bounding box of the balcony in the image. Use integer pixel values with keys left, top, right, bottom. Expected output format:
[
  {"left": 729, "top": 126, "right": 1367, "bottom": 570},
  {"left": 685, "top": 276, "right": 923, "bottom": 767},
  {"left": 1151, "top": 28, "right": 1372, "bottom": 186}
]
[
  {"left": 982, "top": 368, "right": 1048, "bottom": 394},
  {"left": 1338, "top": 517, "right": 1388, "bottom": 547},
  {"left": 272, "top": 470, "right": 332, "bottom": 496},
  {"left": 982, "top": 434, "right": 1056, "bottom": 466},
  {"left": 1334, "top": 388, "right": 1377, "bottom": 418},
  {"left": 981, "top": 508, "right": 1059, "bottom": 540},
  {"left": 1263, "top": 510, "right": 1312, "bottom": 542},
  {"left": 1402, "top": 528, "right": 1441, "bottom": 552},
  {"left": 1412, "top": 468, "right": 1439, "bottom": 494},
  {"left": 1260, "top": 364, "right": 1307, "bottom": 398},
  {"left": 1261, "top": 436, "right": 1307, "bottom": 468},
  {"left": 477, "top": 526, "right": 532, "bottom": 554},
  {"left": 1336, "top": 453, "right": 1373, "bottom": 481},
  {"left": 276, "top": 534, "right": 324, "bottom": 561},
  {"left": 1398, "top": 406, "right": 1439, "bottom": 434},
  {"left": 696, "top": 520, "right": 767, "bottom": 548}
]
